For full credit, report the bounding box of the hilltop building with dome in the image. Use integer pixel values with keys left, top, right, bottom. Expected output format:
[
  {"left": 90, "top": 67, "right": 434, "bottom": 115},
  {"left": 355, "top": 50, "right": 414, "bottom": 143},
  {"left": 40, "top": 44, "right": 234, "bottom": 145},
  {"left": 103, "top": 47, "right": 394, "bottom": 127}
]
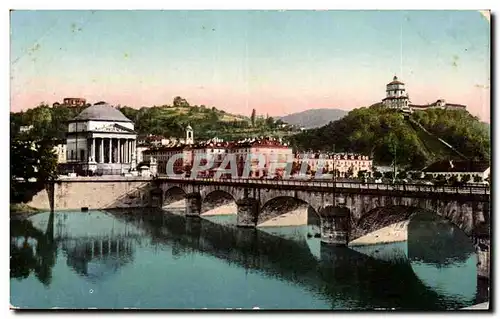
[
  {"left": 381, "top": 75, "right": 467, "bottom": 113},
  {"left": 65, "top": 101, "right": 137, "bottom": 175},
  {"left": 382, "top": 76, "right": 411, "bottom": 112}
]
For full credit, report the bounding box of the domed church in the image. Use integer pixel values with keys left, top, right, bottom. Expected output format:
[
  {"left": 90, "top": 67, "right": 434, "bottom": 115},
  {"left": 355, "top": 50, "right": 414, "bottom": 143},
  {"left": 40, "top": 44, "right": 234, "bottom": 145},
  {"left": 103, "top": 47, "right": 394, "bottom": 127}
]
[{"left": 65, "top": 102, "right": 137, "bottom": 175}]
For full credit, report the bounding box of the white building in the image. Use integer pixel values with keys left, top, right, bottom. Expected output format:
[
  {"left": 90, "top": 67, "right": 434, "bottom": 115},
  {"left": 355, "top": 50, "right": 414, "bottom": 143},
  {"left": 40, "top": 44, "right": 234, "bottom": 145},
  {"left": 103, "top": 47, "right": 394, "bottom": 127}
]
[
  {"left": 296, "top": 153, "right": 373, "bottom": 178},
  {"left": 65, "top": 102, "right": 137, "bottom": 175},
  {"left": 228, "top": 138, "right": 294, "bottom": 178},
  {"left": 381, "top": 75, "right": 467, "bottom": 114},
  {"left": 135, "top": 145, "right": 149, "bottom": 164},
  {"left": 382, "top": 76, "right": 410, "bottom": 112},
  {"left": 142, "top": 126, "right": 195, "bottom": 175},
  {"left": 422, "top": 160, "right": 490, "bottom": 182}
]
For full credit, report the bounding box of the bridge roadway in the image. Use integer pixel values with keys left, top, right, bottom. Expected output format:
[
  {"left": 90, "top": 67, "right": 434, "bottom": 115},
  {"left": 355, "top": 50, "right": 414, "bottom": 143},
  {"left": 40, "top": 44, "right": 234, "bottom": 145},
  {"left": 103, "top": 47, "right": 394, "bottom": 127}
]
[{"left": 156, "top": 176, "right": 490, "bottom": 195}]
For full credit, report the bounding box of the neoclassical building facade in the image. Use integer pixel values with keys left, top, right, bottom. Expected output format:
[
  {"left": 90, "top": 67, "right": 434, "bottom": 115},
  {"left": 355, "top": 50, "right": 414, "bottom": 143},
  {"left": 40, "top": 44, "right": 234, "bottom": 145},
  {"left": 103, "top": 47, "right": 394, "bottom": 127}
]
[{"left": 66, "top": 102, "right": 137, "bottom": 175}]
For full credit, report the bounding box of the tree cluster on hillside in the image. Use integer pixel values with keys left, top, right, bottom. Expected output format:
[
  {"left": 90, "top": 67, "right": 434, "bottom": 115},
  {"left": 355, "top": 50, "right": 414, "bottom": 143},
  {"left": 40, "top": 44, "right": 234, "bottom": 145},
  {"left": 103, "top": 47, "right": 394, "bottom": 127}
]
[
  {"left": 10, "top": 136, "right": 58, "bottom": 203},
  {"left": 10, "top": 97, "right": 291, "bottom": 142},
  {"left": 287, "top": 105, "right": 490, "bottom": 168},
  {"left": 411, "top": 108, "right": 490, "bottom": 161}
]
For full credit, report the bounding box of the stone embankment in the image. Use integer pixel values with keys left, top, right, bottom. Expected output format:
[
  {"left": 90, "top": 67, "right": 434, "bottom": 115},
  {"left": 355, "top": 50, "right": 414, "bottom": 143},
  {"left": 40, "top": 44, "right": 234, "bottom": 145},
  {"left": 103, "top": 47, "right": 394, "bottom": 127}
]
[{"left": 25, "top": 176, "right": 154, "bottom": 211}]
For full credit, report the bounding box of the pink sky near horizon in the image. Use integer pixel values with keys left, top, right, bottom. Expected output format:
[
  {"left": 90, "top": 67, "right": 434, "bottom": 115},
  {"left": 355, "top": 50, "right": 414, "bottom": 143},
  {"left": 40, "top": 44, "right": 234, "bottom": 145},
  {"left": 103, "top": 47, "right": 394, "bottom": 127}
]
[{"left": 10, "top": 78, "right": 491, "bottom": 122}]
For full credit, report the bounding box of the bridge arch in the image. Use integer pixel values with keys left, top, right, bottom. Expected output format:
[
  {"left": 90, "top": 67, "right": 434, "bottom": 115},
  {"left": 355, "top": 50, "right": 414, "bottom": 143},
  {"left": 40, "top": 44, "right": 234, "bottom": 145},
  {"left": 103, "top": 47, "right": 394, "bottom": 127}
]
[
  {"left": 162, "top": 186, "right": 187, "bottom": 209},
  {"left": 258, "top": 196, "right": 320, "bottom": 227},
  {"left": 350, "top": 205, "right": 479, "bottom": 277},
  {"left": 201, "top": 190, "right": 237, "bottom": 215},
  {"left": 351, "top": 198, "right": 484, "bottom": 243}
]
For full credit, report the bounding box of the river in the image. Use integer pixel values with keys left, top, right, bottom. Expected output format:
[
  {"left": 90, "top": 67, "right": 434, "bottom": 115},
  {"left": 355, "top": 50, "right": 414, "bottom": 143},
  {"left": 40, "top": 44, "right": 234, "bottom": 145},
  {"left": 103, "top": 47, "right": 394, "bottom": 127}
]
[{"left": 10, "top": 208, "right": 488, "bottom": 310}]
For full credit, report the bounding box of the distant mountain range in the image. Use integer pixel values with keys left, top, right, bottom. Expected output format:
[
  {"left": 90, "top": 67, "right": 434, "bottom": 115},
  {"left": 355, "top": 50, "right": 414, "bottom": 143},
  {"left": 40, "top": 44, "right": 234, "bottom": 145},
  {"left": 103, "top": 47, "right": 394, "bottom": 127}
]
[{"left": 280, "top": 108, "right": 348, "bottom": 129}]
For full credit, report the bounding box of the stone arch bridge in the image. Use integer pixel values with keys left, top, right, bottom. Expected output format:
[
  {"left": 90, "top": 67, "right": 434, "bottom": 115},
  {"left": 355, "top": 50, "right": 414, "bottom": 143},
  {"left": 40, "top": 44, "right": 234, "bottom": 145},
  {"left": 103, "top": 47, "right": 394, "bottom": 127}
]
[{"left": 153, "top": 177, "right": 490, "bottom": 251}]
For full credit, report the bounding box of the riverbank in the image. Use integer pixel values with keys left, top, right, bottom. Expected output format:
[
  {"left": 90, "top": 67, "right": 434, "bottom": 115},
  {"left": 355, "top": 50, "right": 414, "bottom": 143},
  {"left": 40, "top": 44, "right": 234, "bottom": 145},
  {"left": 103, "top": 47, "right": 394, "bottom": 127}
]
[
  {"left": 461, "top": 302, "right": 489, "bottom": 310},
  {"left": 10, "top": 203, "right": 43, "bottom": 220},
  {"left": 202, "top": 203, "right": 237, "bottom": 216}
]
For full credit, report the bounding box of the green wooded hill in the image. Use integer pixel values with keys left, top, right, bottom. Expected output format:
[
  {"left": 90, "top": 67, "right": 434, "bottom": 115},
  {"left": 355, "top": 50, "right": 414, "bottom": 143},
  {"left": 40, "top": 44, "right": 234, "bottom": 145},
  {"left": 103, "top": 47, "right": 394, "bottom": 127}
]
[
  {"left": 10, "top": 97, "right": 297, "bottom": 142},
  {"left": 287, "top": 104, "right": 490, "bottom": 169}
]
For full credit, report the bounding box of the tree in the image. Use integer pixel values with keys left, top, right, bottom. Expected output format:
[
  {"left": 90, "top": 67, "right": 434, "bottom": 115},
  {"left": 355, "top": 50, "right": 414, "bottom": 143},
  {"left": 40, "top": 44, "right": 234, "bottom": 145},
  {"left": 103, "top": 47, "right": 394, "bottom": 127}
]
[
  {"left": 434, "top": 174, "right": 447, "bottom": 186},
  {"left": 461, "top": 174, "right": 471, "bottom": 184},
  {"left": 357, "top": 170, "right": 366, "bottom": 179},
  {"left": 397, "top": 171, "right": 408, "bottom": 180},
  {"left": 424, "top": 174, "right": 434, "bottom": 181},
  {"left": 173, "top": 96, "right": 189, "bottom": 108},
  {"left": 251, "top": 109, "right": 256, "bottom": 127},
  {"left": 10, "top": 137, "right": 58, "bottom": 203},
  {"left": 346, "top": 166, "right": 354, "bottom": 178},
  {"left": 373, "top": 171, "right": 383, "bottom": 179},
  {"left": 410, "top": 172, "right": 422, "bottom": 180},
  {"left": 290, "top": 162, "right": 301, "bottom": 175},
  {"left": 448, "top": 175, "right": 459, "bottom": 186},
  {"left": 334, "top": 169, "right": 341, "bottom": 178},
  {"left": 383, "top": 171, "right": 394, "bottom": 180}
]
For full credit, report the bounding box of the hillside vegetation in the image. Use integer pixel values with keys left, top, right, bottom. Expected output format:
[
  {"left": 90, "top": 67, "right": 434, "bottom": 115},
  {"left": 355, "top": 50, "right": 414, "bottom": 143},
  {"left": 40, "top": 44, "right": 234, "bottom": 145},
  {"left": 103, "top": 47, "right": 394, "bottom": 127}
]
[
  {"left": 10, "top": 97, "right": 297, "bottom": 142},
  {"left": 287, "top": 105, "right": 490, "bottom": 168}
]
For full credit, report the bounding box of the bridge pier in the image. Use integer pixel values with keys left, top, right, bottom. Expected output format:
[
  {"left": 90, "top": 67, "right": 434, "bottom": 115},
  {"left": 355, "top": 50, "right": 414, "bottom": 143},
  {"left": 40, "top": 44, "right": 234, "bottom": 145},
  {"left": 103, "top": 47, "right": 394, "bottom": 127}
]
[
  {"left": 185, "top": 193, "right": 202, "bottom": 217},
  {"left": 320, "top": 214, "right": 349, "bottom": 246},
  {"left": 236, "top": 198, "right": 259, "bottom": 227}
]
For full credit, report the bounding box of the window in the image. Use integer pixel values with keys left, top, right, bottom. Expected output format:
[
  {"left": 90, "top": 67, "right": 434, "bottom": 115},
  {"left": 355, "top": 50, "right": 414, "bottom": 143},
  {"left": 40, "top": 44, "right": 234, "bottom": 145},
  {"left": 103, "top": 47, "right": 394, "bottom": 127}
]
[
  {"left": 80, "top": 149, "right": 85, "bottom": 161},
  {"left": 70, "top": 150, "right": 74, "bottom": 160}
]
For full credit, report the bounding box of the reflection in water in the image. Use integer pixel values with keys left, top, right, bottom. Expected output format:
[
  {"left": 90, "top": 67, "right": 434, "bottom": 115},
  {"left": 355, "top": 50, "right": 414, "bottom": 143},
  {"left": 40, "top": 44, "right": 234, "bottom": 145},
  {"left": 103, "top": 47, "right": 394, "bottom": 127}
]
[
  {"left": 408, "top": 213, "right": 478, "bottom": 306},
  {"left": 10, "top": 213, "right": 57, "bottom": 286},
  {"left": 10, "top": 209, "right": 485, "bottom": 310}
]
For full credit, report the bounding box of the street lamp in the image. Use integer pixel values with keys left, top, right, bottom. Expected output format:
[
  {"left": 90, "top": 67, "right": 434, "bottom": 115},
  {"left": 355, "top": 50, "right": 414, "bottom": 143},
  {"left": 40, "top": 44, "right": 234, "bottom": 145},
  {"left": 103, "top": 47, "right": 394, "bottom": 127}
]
[
  {"left": 392, "top": 143, "right": 397, "bottom": 184},
  {"left": 332, "top": 144, "right": 336, "bottom": 183}
]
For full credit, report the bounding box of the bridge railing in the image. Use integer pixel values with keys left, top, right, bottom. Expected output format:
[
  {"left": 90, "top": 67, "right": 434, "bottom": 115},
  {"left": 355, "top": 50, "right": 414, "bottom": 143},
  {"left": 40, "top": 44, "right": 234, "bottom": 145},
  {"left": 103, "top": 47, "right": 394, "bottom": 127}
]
[{"left": 159, "top": 176, "right": 489, "bottom": 195}]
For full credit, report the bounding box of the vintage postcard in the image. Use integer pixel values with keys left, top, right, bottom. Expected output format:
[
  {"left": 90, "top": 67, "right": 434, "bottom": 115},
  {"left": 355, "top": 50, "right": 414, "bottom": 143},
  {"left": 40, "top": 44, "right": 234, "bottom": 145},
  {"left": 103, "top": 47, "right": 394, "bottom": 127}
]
[{"left": 10, "top": 10, "right": 490, "bottom": 310}]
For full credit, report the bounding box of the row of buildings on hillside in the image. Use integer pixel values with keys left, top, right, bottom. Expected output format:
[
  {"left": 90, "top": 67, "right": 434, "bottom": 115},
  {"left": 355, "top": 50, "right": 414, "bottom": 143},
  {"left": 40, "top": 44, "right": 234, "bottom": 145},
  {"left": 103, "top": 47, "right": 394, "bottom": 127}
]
[{"left": 381, "top": 76, "right": 467, "bottom": 113}]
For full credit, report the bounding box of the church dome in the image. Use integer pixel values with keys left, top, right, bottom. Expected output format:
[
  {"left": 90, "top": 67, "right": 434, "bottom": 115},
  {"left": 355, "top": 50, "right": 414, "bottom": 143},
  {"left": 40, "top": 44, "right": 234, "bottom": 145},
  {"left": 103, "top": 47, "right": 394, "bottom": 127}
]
[
  {"left": 73, "top": 102, "right": 132, "bottom": 122},
  {"left": 388, "top": 75, "right": 405, "bottom": 85}
]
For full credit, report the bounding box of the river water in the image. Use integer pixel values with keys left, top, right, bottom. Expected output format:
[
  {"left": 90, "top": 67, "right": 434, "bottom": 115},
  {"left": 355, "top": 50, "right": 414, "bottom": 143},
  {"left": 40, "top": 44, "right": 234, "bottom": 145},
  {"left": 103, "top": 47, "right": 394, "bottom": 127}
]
[{"left": 10, "top": 209, "right": 487, "bottom": 310}]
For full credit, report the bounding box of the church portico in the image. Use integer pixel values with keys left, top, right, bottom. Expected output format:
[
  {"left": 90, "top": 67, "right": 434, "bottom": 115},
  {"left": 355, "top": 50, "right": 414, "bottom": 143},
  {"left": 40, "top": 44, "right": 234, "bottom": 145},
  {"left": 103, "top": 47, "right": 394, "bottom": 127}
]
[{"left": 65, "top": 102, "right": 138, "bottom": 175}]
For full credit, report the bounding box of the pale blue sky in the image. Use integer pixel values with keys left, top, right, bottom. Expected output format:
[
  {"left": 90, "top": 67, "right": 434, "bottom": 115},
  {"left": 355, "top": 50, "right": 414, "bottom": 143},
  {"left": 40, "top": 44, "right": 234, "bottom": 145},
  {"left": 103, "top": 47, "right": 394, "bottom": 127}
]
[{"left": 10, "top": 10, "right": 490, "bottom": 120}]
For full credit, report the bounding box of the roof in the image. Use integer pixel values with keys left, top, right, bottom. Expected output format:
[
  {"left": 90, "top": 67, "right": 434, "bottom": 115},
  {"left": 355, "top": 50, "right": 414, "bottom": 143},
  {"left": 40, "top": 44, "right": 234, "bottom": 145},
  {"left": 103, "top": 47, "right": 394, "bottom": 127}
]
[
  {"left": 388, "top": 76, "right": 404, "bottom": 85},
  {"left": 383, "top": 96, "right": 409, "bottom": 101},
  {"left": 72, "top": 102, "right": 132, "bottom": 122},
  {"left": 409, "top": 104, "right": 429, "bottom": 109},
  {"left": 422, "top": 160, "right": 490, "bottom": 173},
  {"left": 445, "top": 103, "right": 467, "bottom": 109}
]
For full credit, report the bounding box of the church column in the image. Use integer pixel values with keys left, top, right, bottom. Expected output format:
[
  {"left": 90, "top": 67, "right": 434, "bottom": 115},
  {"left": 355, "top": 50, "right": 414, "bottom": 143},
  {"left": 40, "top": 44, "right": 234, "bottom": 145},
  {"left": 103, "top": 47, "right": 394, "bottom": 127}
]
[
  {"left": 125, "top": 139, "right": 129, "bottom": 163},
  {"left": 129, "top": 139, "right": 133, "bottom": 163},
  {"left": 117, "top": 139, "right": 121, "bottom": 164},
  {"left": 124, "top": 139, "right": 128, "bottom": 163},
  {"left": 132, "top": 140, "right": 136, "bottom": 160},
  {"left": 108, "top": 138, "right": 112, "bottom": 163},
  {"left": 123, "top": 139, "right": 126, "bottom": 163},
  {"left": 120, "top": 139, "right": 124, "bottom": 163},
  {"left": 91, "top": 138, "right": 96, "bottom": 162},
  {"left": 99, "top": 138, "right": 104, "bottom": 163},
  {"left": 130, "top": 140, "right": 133, "bottom": 163}
]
